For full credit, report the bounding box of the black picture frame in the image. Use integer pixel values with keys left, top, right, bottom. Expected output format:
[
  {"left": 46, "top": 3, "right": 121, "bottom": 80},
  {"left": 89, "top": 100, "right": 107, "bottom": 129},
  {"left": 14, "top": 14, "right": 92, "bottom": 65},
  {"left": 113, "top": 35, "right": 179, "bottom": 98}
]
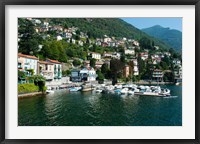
[{"left": 0, "top": 0, "right": 199, "bottom": 143}]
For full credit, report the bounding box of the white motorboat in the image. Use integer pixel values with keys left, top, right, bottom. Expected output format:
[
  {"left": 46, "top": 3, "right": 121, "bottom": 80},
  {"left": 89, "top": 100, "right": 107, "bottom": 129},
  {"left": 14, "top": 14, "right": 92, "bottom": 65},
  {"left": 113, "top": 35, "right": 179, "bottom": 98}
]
[
  {"left": 46, "top": 87, "right": 54, "bottom": 94},
  {"left": 69, "top": 87, "right": 82, "bottom": 92},
  {"left": 96, "top": 89, "right": 103, "bottom": 93},
  {"left": 121, "top": 88, "right": 129, "bottom": 94},
  {"left": 128, "top": 90, "right": 134, "bottom": 95},
  {"left": 115, "top": 85, "right": 123, "bottom": 89},
  {"left": 161, "top": 88, "right": 171, "bottom": 96},
  {"left": 46, "top": 90, "right": 54, "bottom": 94}
]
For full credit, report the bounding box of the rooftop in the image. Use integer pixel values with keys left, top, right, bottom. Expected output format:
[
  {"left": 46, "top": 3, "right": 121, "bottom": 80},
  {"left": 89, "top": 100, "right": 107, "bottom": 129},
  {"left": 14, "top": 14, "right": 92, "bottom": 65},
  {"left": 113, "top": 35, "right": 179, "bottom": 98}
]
[{"left": 18, "top": 53, "right": 39, "bottom": 60}]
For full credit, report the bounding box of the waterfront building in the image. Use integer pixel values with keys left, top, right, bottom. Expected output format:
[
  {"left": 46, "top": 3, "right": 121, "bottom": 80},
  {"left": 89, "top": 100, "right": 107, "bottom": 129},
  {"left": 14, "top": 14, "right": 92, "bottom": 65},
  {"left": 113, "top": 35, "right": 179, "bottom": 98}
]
[
  {"left": 80, "top": 67, "right": 97, "bottom": 82},
  {"left": 18, "top": 53, "right": 38, "bottom": 75},
  {"left": 70, "top": 69, "right": 82, "bottom": 82},
  {"left": 152, "top": 69, "right": 163, "bottom": 81},
  {"left": 46, "top": 59, "right": 62, "bottom": 79},
  {"left": 38, "top": 61, "right": 54, "bottom": 81}
]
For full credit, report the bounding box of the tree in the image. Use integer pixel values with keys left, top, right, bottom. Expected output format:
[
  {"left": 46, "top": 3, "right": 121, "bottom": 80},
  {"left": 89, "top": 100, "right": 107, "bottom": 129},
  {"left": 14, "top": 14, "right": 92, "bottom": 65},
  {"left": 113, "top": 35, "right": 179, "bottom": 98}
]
[
  {"left": 73, "top": 59, "right": 81, "bottom": 66},
  {"left": 101, "top": 63, "right": 109, "bottom": 75},
  {"left": 98, "top": 72, "right": 105, "bottom": 83},
  {"left": 110, "top": 59, "right": 124, "bottom": 81},
  {"left": 139, "top": 37, "right": 154, "bottom": 49},
  {"left": 160, "top": 61, "right": 169, "bottom": 70},
  {"left": 18, "top": 18, "right": 41, "bottom": 55},
  {"left": 137, "top": 55, "right": 146, "bottom": 77},
  {"left": 32, "top": 75, "right": 46, "bottom": 92},
  {"left": 90, "top": 58, "right": 96, "bottom": 68},
  {"left": 27, "top": 69, "right": 34, "bottom": 76},
  {"left": 120, "top": 54, "right": 126, "bottom": 63},
  {"left": 62, "top": 70, "right": 71, "bottom": 76},
  {"left": 163, "top": 72, "right": 174, "bottom": 82}
]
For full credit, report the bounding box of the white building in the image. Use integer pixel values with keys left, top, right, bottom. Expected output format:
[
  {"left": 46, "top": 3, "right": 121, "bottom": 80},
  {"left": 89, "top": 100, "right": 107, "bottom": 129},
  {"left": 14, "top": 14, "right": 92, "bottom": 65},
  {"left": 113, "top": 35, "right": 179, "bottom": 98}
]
[
  {"left": 80, "top": 67, "right": 97, "bottom": 81},
  {"left": 133, "top": 40, "right": 139, "bottom": 46},
  {"left": 78, "top": 40, "right": 84, "bottom": 46},
  {"left": 88, "top": 52, "right": 101, "bottom": 60},
  {"left": 130, "top": 59, "right": 139, "bottom": 76},
  {"left": 57, "top": 35, "right": 62, "bottom": 41},
  {"left": 65, "top": 32, "right": 72, "bottom": 39},
  {"left": 125, "top": 49, "right": 135, "bottom": 55},
  {"left": 18, "top": 53, "right": 39, "bottom": 75},
  {"left": 173, "top": 59, "right": 181, "bottom": 65},
  {"left": 104, "top": 37, "right": 112, "bottom": 43},
  {"left": 140, "top": 52, "right": 149, "bottom": 60}
]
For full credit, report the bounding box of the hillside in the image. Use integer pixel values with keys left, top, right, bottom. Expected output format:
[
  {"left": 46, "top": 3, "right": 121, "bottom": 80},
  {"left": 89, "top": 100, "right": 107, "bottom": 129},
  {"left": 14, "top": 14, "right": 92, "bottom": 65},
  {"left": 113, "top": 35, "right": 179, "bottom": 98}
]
[
  {"left": 40, "top": 18, "right": 172, "bottom": 50},
  {"left": 142, "top": 25, "right": 182, "bottom": 52}
]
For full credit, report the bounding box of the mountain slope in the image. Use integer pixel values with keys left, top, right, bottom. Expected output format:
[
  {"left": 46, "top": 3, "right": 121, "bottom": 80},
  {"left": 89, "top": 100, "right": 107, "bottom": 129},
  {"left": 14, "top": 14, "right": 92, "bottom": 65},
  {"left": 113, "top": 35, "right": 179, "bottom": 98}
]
[
  {"left": 142, "top": 25, "right": 182, "bottom": 52},
  {"left": 41, "top": 18, "right": 172, "bottom": 50}
]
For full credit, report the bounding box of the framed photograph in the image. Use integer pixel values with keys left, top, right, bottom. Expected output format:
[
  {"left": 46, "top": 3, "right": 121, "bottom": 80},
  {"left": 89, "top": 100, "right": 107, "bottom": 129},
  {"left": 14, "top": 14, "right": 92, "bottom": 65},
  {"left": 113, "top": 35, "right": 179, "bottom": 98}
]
[{"left": 0, "top": 0, "right": 199, "bottom": 143}]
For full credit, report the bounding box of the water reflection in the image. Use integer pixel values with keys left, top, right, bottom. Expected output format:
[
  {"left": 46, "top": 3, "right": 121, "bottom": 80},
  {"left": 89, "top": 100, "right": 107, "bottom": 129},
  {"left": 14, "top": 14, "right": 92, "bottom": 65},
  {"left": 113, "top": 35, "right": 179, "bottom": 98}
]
[{"left": 18, "top": 85, "right": 182, "bottom": 126}]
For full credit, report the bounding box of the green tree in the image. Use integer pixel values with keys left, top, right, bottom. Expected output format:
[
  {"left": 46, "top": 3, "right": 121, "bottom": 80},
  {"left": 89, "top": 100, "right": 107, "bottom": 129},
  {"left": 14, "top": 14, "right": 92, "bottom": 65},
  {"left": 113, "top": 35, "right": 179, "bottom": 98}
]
[
  {"left": 32, "top": 75, "right": 46, "bottom": 92},
  {"left": 73, "top": 59, "right": 81, "bottom": 66},
  {"left": 120, "top": 54, "right": 126, "bottom": 63},
  {"left": 90, "top": 58, "right": 96, "bottom": 68},
  {"left": 18, "top": 18, "right": 42, "bottom": 55},
  {"left": 110, "top": 59, "right": 124, "bottom": 81},
  {"left": 139, "top": 37, "right": 154, "bottom": 49},
  {"left": 27, "top": 69, "right": 34, "bottom": 76},
  {"left": 101, "top": 63, "right": 109, "bottom": 75}
]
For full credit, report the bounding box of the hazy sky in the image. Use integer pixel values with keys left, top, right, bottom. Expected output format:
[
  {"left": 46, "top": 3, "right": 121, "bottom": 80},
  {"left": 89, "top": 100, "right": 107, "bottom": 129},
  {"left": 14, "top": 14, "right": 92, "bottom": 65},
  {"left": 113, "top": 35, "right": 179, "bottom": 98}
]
[{"left": 121, "top": 18, "right": 182, "bottom": 32}]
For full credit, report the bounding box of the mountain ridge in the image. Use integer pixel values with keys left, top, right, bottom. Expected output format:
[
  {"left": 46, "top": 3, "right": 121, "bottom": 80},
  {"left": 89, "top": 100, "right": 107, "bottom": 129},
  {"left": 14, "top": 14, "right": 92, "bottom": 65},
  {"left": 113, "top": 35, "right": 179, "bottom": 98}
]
[{"left": 142, "top": 25, "right": 182, "bottom": 52}]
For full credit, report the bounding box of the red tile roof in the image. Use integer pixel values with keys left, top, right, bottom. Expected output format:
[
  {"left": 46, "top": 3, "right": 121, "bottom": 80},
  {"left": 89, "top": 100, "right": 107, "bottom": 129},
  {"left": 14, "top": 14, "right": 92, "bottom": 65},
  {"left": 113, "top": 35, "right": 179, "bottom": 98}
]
[
  {"left": 18, "top": 53, "right": 39, "bottom": 60},
  {"left": 46, "top": 58, "right": 62, "bottom": 64},
  {"left": 39, "top": 61, "right": 53, "bottom": 65}
]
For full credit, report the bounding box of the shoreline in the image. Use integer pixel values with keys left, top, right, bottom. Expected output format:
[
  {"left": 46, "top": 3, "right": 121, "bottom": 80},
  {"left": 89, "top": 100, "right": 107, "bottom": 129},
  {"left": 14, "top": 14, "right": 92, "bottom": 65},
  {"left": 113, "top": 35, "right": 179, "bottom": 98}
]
[
  {"left": 133, "top": 81, "right": 175, "bottom": 85},
  {"left": 18, "top": 92, "right": 45, "bottom": 98}
]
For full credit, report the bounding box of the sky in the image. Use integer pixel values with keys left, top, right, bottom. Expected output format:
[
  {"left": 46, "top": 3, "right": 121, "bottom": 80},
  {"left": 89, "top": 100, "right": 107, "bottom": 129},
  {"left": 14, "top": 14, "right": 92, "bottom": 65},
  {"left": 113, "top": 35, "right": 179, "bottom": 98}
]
[{"left": 121, "top": 18, "right": 182, "bottom": 32}]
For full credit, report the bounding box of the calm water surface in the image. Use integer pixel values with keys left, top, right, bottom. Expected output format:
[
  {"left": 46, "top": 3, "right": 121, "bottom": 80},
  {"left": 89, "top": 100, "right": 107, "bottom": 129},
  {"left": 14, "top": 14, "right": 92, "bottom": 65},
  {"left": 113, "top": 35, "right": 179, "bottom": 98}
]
[{"left": 18, "top": 85, "right": 182, "bottom": 126}]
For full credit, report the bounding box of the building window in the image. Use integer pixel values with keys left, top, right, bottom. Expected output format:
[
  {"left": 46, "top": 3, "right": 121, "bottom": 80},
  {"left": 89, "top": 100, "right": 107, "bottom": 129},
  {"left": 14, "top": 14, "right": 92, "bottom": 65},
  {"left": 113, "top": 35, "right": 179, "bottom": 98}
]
[{"left": 45, "top": 64, "right": 48, "bottom": 70}]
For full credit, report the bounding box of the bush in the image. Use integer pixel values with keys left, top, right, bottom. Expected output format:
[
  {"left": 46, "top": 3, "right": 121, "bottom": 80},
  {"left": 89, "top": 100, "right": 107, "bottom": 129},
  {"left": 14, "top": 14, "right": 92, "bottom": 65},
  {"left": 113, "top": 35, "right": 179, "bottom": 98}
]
[
  {"left": 73, "top": 59, "right": 81, "bottom": 66},
  {"left": 18, "top": 83, "right": 39, "bottom": 94}
]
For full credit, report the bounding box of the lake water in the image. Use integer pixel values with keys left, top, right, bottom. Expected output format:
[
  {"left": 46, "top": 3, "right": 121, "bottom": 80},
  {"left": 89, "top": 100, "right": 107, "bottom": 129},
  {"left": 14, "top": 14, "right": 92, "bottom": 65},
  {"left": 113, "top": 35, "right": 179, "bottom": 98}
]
[{"left": 18, "top": 85, "right": 182, "bottom": 126}]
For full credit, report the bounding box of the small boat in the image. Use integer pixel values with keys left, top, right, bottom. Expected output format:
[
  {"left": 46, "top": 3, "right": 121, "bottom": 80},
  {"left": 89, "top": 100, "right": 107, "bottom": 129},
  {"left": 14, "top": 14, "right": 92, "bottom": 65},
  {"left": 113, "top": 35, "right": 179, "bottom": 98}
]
[
  {"left": 161, "top": 88, "right": 170, "bottom": 96},
  {"left": 114, "top": 89, "right": 121, "bottom": 94},
  {"left": 46, "top": 90, "right": 54, "bottom": 94},
  {"left": 128, "top": 90, "right": 134, "bottom": 95},
  {"left": 69, "top": 87, "right": 82, "bottom": 92},
  {"left": 121, "top": 88, "right": 129, "bottom": 94},
  {"left": 115, "top": 85, "right": 123, "bottom": 89},
  {"left": 95, "top": 89, "right": 103, "bottom": 93},
  {"left": 46, "top": 87, "right": 54, "bottom": 94}
]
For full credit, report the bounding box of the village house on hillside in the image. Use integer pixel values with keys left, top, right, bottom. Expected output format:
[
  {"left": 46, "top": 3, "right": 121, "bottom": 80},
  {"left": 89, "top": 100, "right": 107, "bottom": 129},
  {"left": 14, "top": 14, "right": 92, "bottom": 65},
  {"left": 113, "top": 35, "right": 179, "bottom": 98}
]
[{"left": 88, "top": 52, "right": 101, "bottom": 60}]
